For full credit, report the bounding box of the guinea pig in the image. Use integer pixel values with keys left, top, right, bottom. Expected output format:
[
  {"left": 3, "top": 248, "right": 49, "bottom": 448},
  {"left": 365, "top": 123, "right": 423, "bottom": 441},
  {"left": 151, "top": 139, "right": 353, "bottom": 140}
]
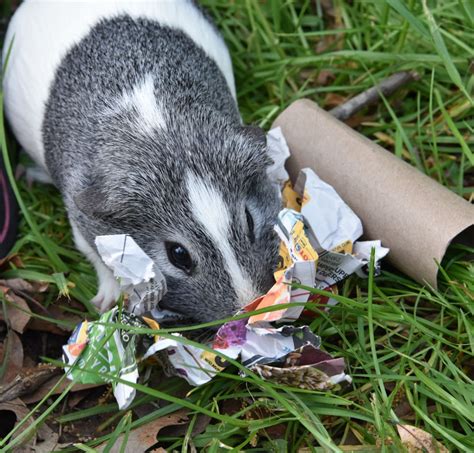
[{"left": 2, "top": 0, "right": 281, "bottom": 323}]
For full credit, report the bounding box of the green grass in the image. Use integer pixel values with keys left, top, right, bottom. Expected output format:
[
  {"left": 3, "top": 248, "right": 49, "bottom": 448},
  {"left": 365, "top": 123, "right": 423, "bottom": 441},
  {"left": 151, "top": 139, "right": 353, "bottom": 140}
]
[{"left": 1, "top": 0, "right": 473, "bottom": 451}]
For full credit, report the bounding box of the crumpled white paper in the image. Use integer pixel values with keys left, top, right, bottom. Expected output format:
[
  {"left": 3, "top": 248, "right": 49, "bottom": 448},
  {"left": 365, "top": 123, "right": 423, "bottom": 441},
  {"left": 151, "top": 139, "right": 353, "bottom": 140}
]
[
  {"left": 295, "top": 168, "right": 363, "bottom": 251},
  {"left": 266, "top": 126, "right": 290, "bottom": 188},
  {"left": 95, "top": 235, "right": 167, "bottom": 315},
  {"left": 267, "top": 127, "right": 389, "bottom": 292},
  {"left": 96, "top": 234, "right": 155, "bottom": 286}
]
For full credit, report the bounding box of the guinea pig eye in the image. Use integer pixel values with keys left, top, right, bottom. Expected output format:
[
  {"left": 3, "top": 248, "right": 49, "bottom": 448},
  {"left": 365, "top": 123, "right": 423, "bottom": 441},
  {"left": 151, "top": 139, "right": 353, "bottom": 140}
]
[
  {"left": 165, "top": 242, "right": 193, "bottom": 273},
  {"left": 245, "top": 208, "right": 255, "bottom": 243}
]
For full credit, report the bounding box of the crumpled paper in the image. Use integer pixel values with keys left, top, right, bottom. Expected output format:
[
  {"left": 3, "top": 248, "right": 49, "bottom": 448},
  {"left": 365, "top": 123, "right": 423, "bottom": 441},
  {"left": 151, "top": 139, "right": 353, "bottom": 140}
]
[
  {"left": 62, "top": 128, "right": 389, "bottom": 409},
  {"left": 95, "top": 235, "right": 167, "bottom": 316},
  {"left": 63, "top": 308, "right": 159, "bottom": 409},
  {"left": 266, "top": 126, "right": 290, "bottom": 189}
]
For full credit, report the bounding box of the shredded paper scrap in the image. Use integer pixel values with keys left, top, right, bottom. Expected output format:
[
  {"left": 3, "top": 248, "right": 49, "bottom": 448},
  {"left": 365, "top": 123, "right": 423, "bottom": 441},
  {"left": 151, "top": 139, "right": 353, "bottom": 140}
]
[{"left": 63, "top": 128, "right": 389, "bottom": 409}]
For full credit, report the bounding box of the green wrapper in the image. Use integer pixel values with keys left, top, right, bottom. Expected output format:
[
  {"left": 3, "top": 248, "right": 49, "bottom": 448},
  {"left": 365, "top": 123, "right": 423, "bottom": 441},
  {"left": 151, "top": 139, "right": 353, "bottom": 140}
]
[{"left": 63, "top": 308, "right": 146, "bottom": 409}]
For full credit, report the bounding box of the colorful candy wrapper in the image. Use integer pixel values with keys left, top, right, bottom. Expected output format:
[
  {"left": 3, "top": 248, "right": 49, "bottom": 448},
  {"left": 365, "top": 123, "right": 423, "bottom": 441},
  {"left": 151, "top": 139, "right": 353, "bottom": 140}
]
[
  {"left": 274, "top": 152, "right": 389, "bottom": 294},
  {"left": 63, "top": 308, "right": 150, "bottom": 409}
]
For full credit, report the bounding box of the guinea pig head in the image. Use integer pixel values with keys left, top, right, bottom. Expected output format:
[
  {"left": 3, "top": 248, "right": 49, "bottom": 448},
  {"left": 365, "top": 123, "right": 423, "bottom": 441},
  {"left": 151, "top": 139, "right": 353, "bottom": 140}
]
[{"left": 74, "top": 114, "right": 282, "bottom": 323}]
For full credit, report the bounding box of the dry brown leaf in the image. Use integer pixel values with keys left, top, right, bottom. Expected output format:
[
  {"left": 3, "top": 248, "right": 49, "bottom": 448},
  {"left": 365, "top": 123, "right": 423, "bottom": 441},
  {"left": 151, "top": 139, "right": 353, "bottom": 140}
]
[
  {"left": 99, "top": 409, "right": 189, "bottom": 452},
  {"left": 30, "top": 295, "right": 84, "bottom": 334},
  {"left": 10, "top": 255, "right": 25, "bottom": 268},
  {"left": 316, "top": 70, "right": 335, "bottom": 86},
  {"left": 0, "top": 398, "right": 58, "bottom": 452},
  {"left": 1, "top": 278, "right": 50, "bottom": 295},
  {"left": 20, "top": 296, "right": 81, "bottom": 334},
  {"left": 0, "top": 330, "right": 24, "bottom": 385},
  {"left": 0, "top": 278, "right": 36, "bottom": 293},
  {"left": 397, "top": 424, "right": 449, "bottom": 453},
  {"left": 25, "top": 281, "right": 50, "bottom": 294},
  {"left": 1, "top": 290, "right": 32, "bottom": 333},
  {"left": 0, "top": 398, "right": 36, "bottom": 448},
  {"left": 32, "top": 422, "right": 60, "bottom": 453},
  {"left": 158, "top": 413, "right": 210, "bottom": 438},
  {"left": 0, "top": 253, "right": 21, "bottom": 269},
  {"left": 323, "top": 93, "right": 347, "bottom": 110}
]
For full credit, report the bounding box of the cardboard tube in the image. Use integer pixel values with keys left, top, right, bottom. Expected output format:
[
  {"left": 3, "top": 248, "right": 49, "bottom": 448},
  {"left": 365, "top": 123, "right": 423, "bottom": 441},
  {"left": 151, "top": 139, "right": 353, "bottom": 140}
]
[{"left": 272, "top": 99, "right": 474, "bottom": 288}]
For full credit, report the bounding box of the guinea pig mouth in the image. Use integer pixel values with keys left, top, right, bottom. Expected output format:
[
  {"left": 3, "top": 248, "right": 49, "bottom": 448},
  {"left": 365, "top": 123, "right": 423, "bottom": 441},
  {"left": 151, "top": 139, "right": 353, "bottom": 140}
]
[
  {"left": 151, "top": 306, "right": 189, "bottom": 324},
  {"left": 154, "top": 296, "right": 228, "bottom": 331},
  {"left": 157, "top": 314, "right": 220, "bottom": 331},
  {"left": 151, "top": 304, "right": 216, "bottom": 331}
]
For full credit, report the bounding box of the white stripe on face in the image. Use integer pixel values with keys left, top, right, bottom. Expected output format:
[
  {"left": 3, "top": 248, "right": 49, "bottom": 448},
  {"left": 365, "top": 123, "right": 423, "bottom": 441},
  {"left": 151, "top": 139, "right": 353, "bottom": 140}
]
[{"left": 186, "top": 172, "right": 258, "bottom": 306}]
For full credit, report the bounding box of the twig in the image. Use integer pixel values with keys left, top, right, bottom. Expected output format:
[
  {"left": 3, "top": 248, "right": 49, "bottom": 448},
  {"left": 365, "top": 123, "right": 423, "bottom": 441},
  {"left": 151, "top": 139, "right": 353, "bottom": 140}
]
[
  {"left": 0, "top": 364, "right": 61, "bottom": 403},
  {"left": 330, "top": 70, "right": 420, "bottom": 121}
]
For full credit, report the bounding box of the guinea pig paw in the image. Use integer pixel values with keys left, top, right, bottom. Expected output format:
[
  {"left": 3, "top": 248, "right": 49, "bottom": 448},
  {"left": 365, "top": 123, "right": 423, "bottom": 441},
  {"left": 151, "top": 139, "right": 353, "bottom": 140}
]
[{"left": 92, "top": 275, "right": 121, "bottom": 313}]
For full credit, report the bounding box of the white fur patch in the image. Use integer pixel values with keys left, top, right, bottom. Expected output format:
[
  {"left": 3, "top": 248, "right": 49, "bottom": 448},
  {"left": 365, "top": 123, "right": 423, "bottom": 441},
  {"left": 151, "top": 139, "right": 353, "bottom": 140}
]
[
  {"left": 186, "top": 172, "right": 257, "bottom": 306},
  {"left": 70, "top": 221, "right": 121, "bottom": 312},
  {"left": 2, "top": 0, "right": 235, "bottom": 169},
  {"left": 117, "top": 75, "right": 166, "bottom": 134}
]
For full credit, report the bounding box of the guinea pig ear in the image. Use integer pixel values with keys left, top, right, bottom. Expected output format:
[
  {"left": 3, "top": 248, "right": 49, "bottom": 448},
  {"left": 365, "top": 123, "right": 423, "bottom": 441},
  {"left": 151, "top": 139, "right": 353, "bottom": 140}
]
[{"left": 74, "top": 184, "right": 113, "bottom": 219}]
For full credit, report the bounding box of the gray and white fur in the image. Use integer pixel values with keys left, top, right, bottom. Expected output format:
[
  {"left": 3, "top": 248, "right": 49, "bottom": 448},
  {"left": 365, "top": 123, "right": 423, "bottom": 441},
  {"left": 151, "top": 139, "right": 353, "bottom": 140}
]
[{"left": 2, "top": 0, "right": 281, "bottom": 323}]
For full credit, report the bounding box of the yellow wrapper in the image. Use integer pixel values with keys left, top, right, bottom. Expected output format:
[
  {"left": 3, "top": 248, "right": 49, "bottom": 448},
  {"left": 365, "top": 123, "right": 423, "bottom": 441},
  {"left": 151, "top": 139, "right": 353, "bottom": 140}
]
[
  {"left": 291, "top": 221, "right": 319, "bottom": 262},
  {"left": 201, "top": 350, "right": 227, "bottom": 371},
  {"left": 331, "top": 239, "right": 353, "bottom": 255},
  {"left": 142, "top": 316, "right": 160, "bottom": 342},
  {"left": 274, "top": 242, "right": 293, "bottom": 280},
  {"left": 282, "top": 180, "right": 302, "bottom": 211}
]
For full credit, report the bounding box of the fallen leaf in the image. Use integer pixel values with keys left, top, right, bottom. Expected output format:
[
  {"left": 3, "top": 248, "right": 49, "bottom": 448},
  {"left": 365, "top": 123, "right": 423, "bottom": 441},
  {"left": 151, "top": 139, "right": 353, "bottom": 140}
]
[
  {"left": 397, "top": 424, "right": 449, "bottom": 453},
  {"left": 99, "top": 409, "right": 189, "bottom": 452},
  {"left": 0, "top": 398, "right": 36, "bottom": 448},
  {"left": 0, "top": 397, "right": 58, "bottom": 452},
  {"left": 0, "top": 330, "right": 24, "bottom": 385},
  {"left": 0, "top": 253, "right": 23, "bottom": 269},
  {"left": 33, "top": 282, "right": 50, "bottom": 293},
  {"left": 323, "top": 93, "right": 347, "bottom": 110},
  {"left": 0, "top": 278, "right": 36, "bottom": 293},
  {"left": 32, "top": 422, "right": 60, "bottom": 453},
  {"left": 158, "top": 413, "right": 210, "bottom": 438},
  {"left": 66, "top": 388, "right": 93, "bottom": 409},
  {"left": 0, "top": 288, "right": 32, "bottom": 333},
  {"left": 24, "top": 298, "right": 82, "bottom": 334},
  {"left": 10, "top": 255, "right": 25, "bottom": 268},
  {"left": 316, "top": 70, "right": 335, "bottom": 86}
]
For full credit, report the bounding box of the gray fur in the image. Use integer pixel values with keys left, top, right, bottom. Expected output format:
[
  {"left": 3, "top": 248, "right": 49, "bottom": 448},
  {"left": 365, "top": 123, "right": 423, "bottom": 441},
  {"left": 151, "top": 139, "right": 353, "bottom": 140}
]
[{"left": 42, "top": 15, "right": 281, "bottom": 323}]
